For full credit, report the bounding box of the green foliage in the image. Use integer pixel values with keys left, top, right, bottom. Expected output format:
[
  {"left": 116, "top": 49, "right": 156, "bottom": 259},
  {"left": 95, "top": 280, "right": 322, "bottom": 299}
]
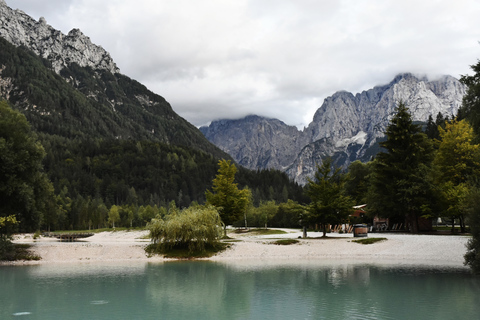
[
  {"left": 240, "top": 199, "right": 304, "bottom": 228},
  {"left": 458, "top": 59, "right": 480, "bottom": 137},
  {"left": 206, "top": 160, "right": 251, "bottom": 232},
  {"left": 108, "top": 205, "right": 121, "bottom": 228},
  {"left": 0, "top": 37, "right": 228, "bottom": 158},
  {"left": 272, "top": 239, "right": 299, "bottom": 245},
  {"left": 0, "top": 243, "right": 41, "bottom": 261},
  {"left": 432, "top": 119, "right": 480, "bottom": 233},
  {"left": 368, "top": 102, "right": 435, "bottom": 232},
  {"left": 425, "top": 112, "right": 449, "bottom": 141},
  {"left": 249, "top": 201, "right": 278, "bottom": 228},
  {"left": 244, "top": 228, "right": 287, "bottom": 235},
  {"left": 305, "top": 158, "right": 354, "bottom": 236},
  {"left": 0, "top": 38, "right": 305, "bottom": 232},
  {"left": 345, "top": 160, "right": 372, "bottom": 205},
  {"left": 464, "top": 186, "right": 480, "bottom": 274},
  {"left": 147, "top": 205, "right": 223, "bottom": 254},
  {"left": 0, "top": 215, "right": 18, "bottom": 237},
  {"left": 433, "top": 119, "right": 480, "bottom": 185},
  {"left": 0, "top": 101, "right": 58, "bottom": 232},
  {"left": 352, "top": 237, "right": 387, "bottom": 245}
]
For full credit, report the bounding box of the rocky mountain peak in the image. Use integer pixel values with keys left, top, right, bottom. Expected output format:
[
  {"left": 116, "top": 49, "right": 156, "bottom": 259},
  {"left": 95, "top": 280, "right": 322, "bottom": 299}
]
[
  {"left": 201, "top": 73, "right": 466, "bottom": 184},
  {"left": 0, "top": 1, "right": 119, "bottom": 74}
]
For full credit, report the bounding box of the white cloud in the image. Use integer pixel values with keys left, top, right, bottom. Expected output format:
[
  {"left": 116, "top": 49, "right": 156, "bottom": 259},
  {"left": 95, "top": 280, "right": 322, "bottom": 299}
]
[{"left": 7, "top": 0, "right": 480, "bottom": 128}]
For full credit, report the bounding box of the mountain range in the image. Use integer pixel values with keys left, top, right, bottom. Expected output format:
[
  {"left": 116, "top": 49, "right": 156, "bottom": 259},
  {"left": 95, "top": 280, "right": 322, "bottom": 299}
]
[
  {"left": 0, "top": 0, "right": 466, "bottom": 193},
  {"left": 201, "top": 73, "right": 466, "bottom": 184},
  {"left": 0, "top": 0, "right": 226, "bottom": 158}
]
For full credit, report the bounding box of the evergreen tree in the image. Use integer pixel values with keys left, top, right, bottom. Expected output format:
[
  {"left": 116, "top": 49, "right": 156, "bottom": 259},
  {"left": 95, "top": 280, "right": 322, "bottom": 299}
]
[
  {"left": 458, "top": 59, "right": 480, "bottom": 136},
  {"left": 305, "top": 158, "right": 354, "bottom": 237},
  {"left": 205, "top": 160, "right": 251, "bottom": 236},
  {"left": 368, "top": 102, "right": 434, "bottom": 233},
  {"left": 345, "top": 160, "right": 371, "bottom": 205},
  {"left": 465, "top": 186, "right": 480, "bottom": 274}
]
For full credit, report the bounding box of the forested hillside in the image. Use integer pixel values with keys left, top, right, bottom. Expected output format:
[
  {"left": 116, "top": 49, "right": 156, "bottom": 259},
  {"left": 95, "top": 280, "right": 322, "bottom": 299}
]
[{"left": 0, "top": 37, "right": 304, "bottom": 232}]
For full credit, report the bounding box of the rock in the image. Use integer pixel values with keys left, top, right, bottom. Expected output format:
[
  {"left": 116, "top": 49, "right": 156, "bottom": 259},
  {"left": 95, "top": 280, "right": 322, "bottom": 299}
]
[
  {"left": 0, "top": 1, "right": 119, "bottom": 74},
  {"left": 201, "top": 73, "right": 466, "bottom": 184}
]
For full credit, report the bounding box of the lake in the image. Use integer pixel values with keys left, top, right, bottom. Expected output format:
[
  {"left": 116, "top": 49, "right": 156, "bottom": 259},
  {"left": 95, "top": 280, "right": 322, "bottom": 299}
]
[{"left": 1, "top": 261, "right": 479, "bottom": 319}]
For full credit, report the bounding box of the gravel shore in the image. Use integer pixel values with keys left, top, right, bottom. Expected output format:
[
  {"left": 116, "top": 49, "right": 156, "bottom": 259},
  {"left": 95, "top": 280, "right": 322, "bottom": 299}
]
[{"left": 3, "top": 229, "right": 470, "bottom": 268}]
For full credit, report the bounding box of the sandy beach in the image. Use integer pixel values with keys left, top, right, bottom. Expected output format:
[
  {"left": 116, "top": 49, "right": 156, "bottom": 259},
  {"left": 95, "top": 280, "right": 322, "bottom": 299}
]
[{"left": 3, "top": 229, "right": 471, "bottom": 268}]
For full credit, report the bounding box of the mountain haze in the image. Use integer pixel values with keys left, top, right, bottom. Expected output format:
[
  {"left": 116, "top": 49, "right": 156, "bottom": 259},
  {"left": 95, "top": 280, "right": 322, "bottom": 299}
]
[{"left": 201, "top": 73, "right": 466, "bottom": 184}]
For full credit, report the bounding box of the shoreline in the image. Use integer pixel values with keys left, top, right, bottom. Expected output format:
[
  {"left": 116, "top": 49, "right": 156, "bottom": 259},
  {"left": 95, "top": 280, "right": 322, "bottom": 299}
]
[{"left": 1, "top": 229, "right": 471, "bottom": 269}]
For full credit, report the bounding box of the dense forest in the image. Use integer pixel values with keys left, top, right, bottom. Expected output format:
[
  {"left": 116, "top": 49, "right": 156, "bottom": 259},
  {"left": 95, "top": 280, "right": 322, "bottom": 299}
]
[{"left": 0, "top": 36, "right": 305, "bottom": 232}]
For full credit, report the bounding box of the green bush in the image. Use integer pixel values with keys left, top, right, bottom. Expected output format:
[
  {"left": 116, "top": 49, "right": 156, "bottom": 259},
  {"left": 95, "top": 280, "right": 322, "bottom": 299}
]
[
  {"left": 352, "top": 237, "right": 387, "bottom": 245},
  {"left": 272, "top": 239, "right": 299, "bottom": 245},
  {"left": 147, "top": 205, "right": 223, "bottom": 254}
]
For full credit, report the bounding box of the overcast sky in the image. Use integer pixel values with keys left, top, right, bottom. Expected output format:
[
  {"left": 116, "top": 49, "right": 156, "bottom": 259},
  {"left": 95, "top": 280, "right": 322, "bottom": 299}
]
[{"left": 6, "top": 0, "right": 480, "bottom": 128}]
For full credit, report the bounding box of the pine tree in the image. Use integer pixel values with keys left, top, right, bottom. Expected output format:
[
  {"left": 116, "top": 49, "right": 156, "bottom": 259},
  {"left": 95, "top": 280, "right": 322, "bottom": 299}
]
[
  {"left": 458, "top": 59, "right": 480, "bottom": 136},
  {"left": 368, "top": 102, "right": 434, "bottom": 233},
  {"left": 305, "top": 158, "right": 354, "bottom": 237},
  {"left": 205, "top": 160, "right": 251, "bottom": 236}
]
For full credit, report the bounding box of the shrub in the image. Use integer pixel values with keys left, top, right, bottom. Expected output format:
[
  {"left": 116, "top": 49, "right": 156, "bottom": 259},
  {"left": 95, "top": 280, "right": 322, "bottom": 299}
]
[
  {"left": 272, "top": 239, "right": 299, "bottom": 245},
  {"left": 352, "top": 237, "right": 387, "bottom": 245},
  {"left": 147, "top": 205, "right": 223, "bottom": 254}
]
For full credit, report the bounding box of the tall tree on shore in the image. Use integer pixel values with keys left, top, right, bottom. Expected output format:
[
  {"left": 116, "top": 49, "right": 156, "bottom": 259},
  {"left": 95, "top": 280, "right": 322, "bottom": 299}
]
[
  {"left": 458, "top": 59, "right": 480, "bottom": 136},
  {"left": 367, "top": 101, "right": 434, "bottom": 233},
  {"left": 432, "top": 119, "right": 480, "bottom": 233},
  {"left": 0, "top": 101, "right": 57, "bottom": 232},
  {"left": 305, "top": 158, "right": 353, "bottom": 237},
  {"left": 206, "top": 160, "right": 251, "bottom": 236}
]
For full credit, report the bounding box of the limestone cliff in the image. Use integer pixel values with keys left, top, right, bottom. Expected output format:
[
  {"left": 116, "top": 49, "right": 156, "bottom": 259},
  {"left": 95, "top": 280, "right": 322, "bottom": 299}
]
[
  {"left": 201, "top": 73, "right": 466, "bottom": 184},
  {"left": 0, "top": 0, "right": 118, "bottom": 74}
]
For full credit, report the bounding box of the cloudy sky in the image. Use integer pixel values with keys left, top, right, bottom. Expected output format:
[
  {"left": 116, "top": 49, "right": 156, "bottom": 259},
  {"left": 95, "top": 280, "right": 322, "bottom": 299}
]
[{"left": 6, "top": 0, "right": 480, "bottom": 128}]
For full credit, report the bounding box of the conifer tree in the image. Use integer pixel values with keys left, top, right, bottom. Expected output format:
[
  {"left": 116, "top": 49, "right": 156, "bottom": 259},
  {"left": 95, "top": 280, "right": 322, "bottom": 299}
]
[
  {"left": 458, "top": 59, "right": 480, "bottom": 136},
  {"left": 305, "top": 158, "right": 353, "bottom": 237},
  {"left": 368, "top": 102, "right": 434, "bottom": 233},
  {"left": 206, "top": 160, "right": 251, "bottom": 236}
]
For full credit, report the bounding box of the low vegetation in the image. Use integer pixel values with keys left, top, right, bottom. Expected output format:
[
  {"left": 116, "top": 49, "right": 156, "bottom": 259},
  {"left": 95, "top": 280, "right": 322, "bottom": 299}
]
[
  {"left": 0, "top": 242, "right": 41, "bottom": 261},
  {"left": 272, "top": 239, "right": 299, "bottom": 245},
  {"left": 352, "top": 237, "right": 387, "bottom": 245},
  {"left": 236, "top": 228, "right": 288, "bottom": 235},
  {"left": 146, "top": 205, "right": 225, "bottom": 257}
]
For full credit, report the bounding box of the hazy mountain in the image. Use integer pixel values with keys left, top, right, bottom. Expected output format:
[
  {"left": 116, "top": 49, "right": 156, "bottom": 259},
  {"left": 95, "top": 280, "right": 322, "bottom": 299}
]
[{"left": 201, "top": 73, "right": 466, "bottom": 184}]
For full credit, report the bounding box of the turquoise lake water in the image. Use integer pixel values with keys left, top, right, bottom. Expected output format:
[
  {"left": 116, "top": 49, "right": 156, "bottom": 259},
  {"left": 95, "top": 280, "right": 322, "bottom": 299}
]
[{"left": 1, "top": 261, "right": 479, "bottom": 319}]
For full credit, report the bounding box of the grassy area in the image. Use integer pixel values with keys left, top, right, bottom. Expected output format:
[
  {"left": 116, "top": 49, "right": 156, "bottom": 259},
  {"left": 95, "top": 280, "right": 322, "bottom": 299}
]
[
  {"left": 44, "top": 227, "right": 146, "bottom": 234},
  {"left": 0, "top": 243, "right": 41, "bottom": 261},
  {"left": 272, "top": 239, "right": 300, "bottom": 245},
  {"left": 235, "top": 228, "right": 288, "bottom": 235},
  {"left": 145, "top": 242, "right": 230, "bottom": 259},
  {"left": 352, "top": 237, "right": 387, "bottom": 245}
]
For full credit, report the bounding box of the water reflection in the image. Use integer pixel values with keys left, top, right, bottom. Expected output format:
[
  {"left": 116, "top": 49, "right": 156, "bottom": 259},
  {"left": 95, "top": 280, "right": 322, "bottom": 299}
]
[{"left": 0, "top": 261, "right": 478, "bottom": 320}]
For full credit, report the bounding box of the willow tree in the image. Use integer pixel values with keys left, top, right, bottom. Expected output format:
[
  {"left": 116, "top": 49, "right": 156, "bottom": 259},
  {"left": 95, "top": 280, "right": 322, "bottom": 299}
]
[
  {"left": 206, "top": 160, "right": 251, "bottom": 236},
  {"left": 147, "top": 205, "right": 223, "bottom": 254}
]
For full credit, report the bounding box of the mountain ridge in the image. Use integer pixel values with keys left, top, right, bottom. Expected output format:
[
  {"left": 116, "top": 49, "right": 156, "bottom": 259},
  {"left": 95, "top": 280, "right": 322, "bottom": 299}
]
[
  {"left": 201, "top": 73, "right": 466, "bottom": 184},
  {"left": 0, "top": 0, "right": 229, "bottom": 159},
  {"left": 0, "top": 0, "right": 118, "bottom": 74}
]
